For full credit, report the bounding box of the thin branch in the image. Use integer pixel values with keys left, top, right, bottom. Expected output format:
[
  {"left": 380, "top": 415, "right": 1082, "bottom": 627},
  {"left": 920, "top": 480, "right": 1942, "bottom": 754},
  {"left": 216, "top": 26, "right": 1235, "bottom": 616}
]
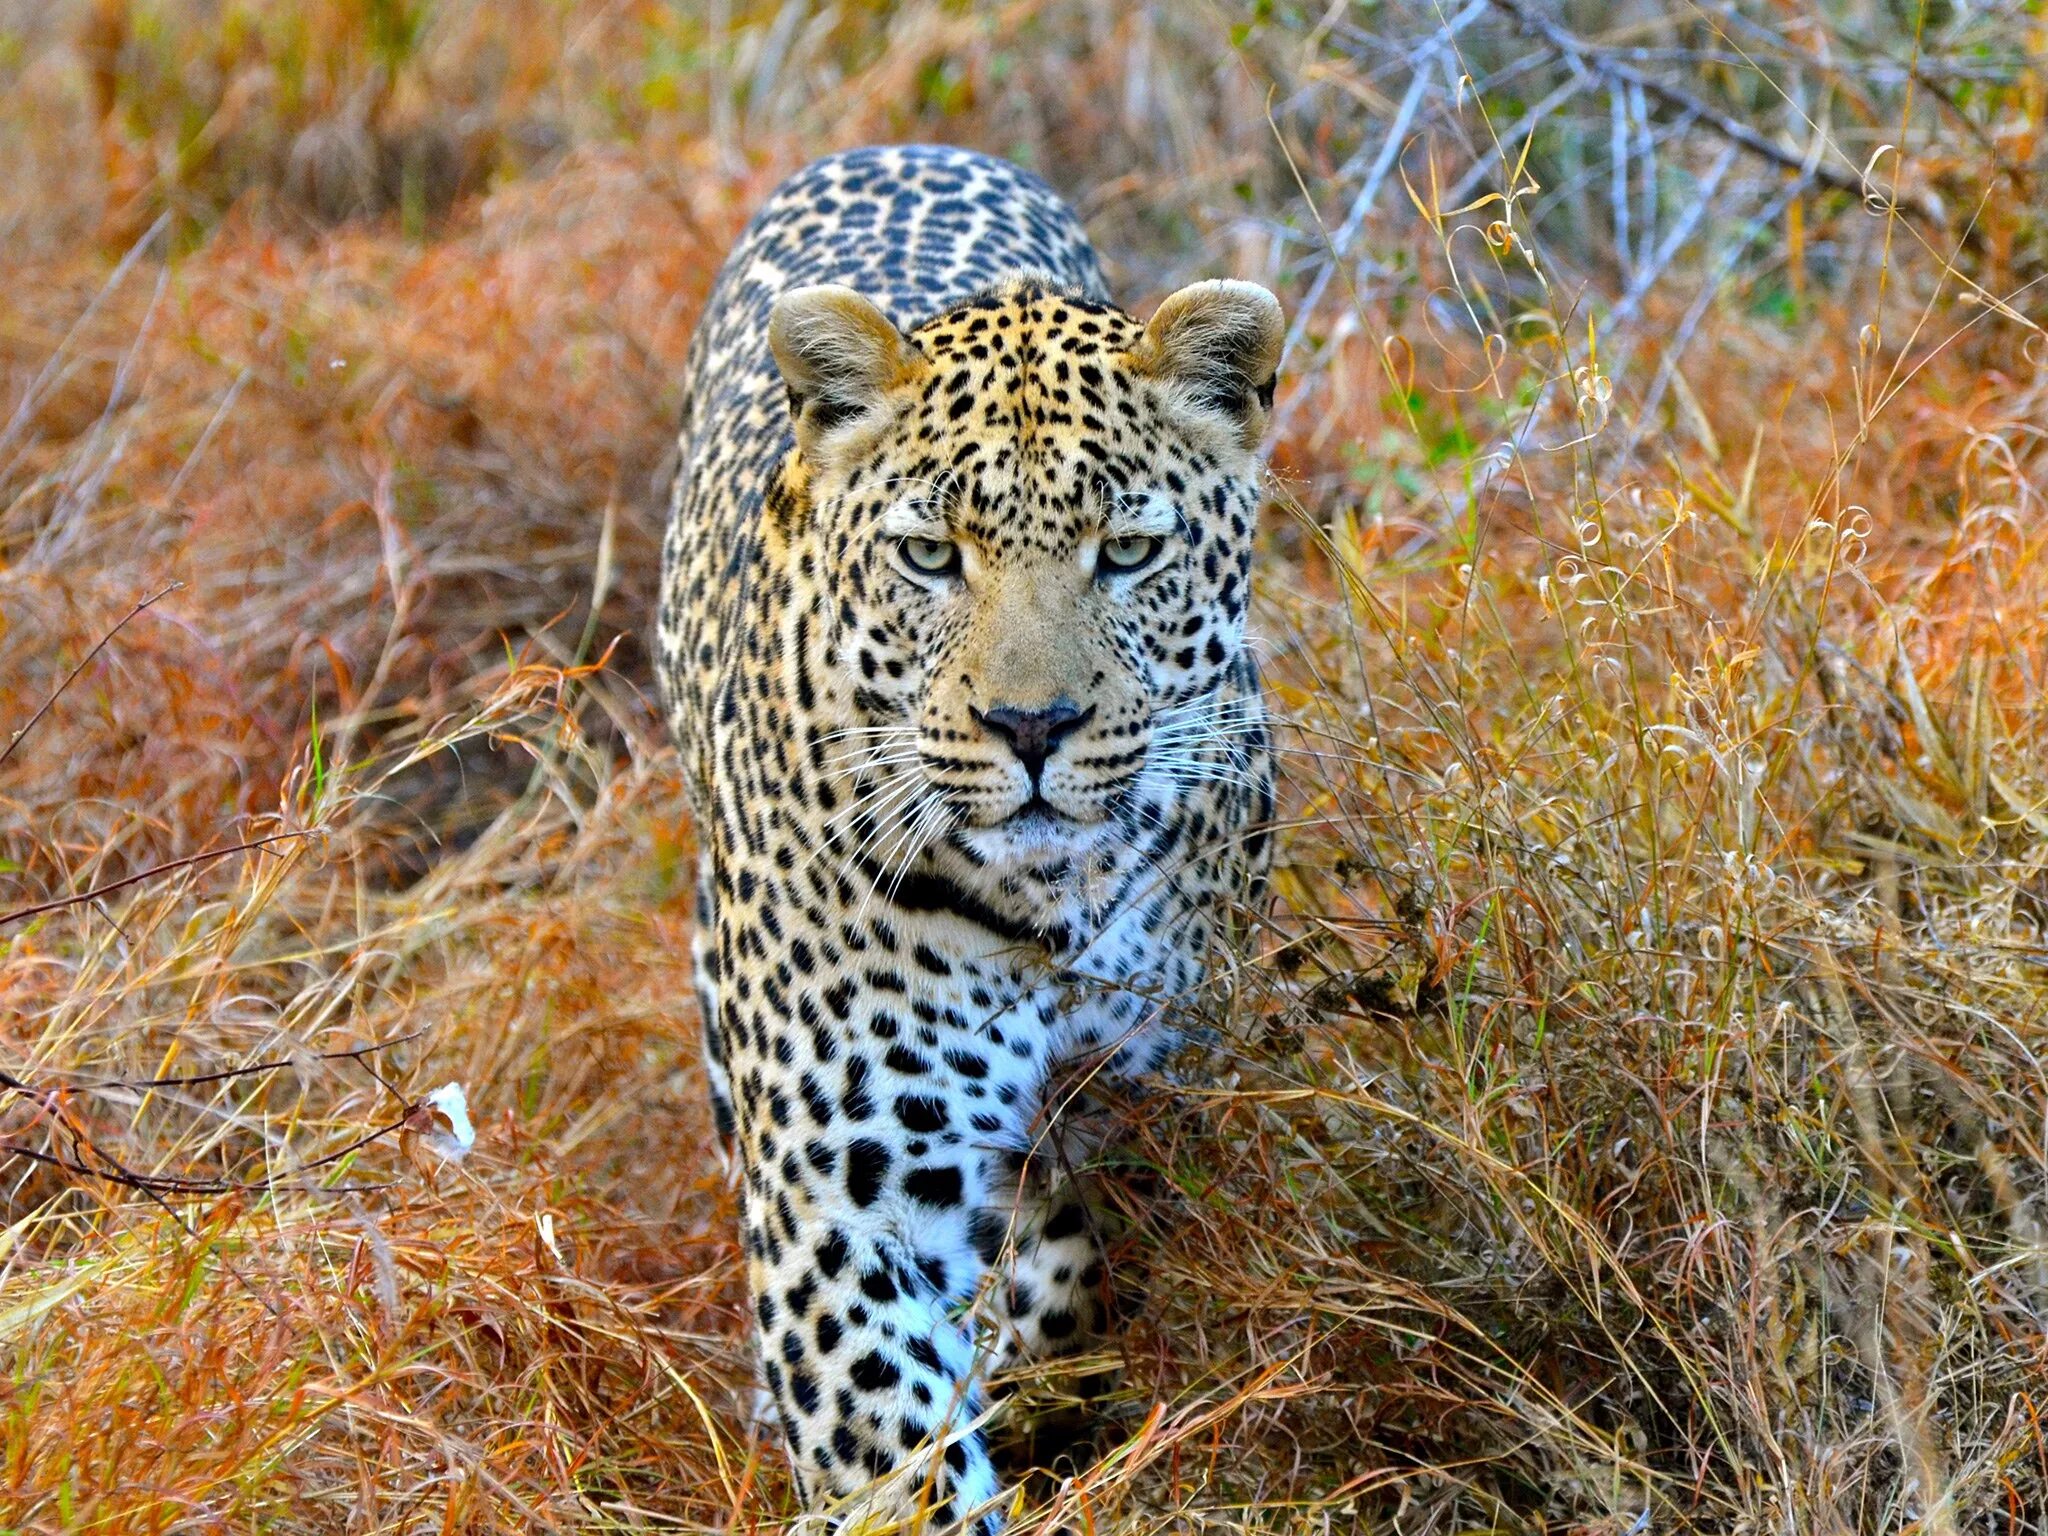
[
  {"left": 1488, "top": 0, "right": 1932, "bottom": 217},
  {"left": 0, "top": 1026, "right": 431, "bottom": 1095},
  {"left": 1277, "top": 0, "right": 1492, "bottom": 374},
  {"left": 0, "top": 1130, "right": 400, "bottom": 1196},
  {"left": 0, "top": 582, "right": 181, "bottom": 770},
  {"left": 1611, "top": 142, "right": 1738, "bottom": 332},
  {"left": 0, "top": 829, "right": 310, "bottom": 929},
  {"left": 1621, "top": 171, "right": 1815, "bottom": 458},
  {"left": 0, "top": 1073, "right": 415, "bottom": 1197}
]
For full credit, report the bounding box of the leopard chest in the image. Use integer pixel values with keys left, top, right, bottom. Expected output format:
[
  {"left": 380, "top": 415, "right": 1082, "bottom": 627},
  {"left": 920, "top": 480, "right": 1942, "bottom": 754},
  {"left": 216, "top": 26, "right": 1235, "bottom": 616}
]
[{"left": 709, "top": 852, "right": 1178, "bottom": 1129}]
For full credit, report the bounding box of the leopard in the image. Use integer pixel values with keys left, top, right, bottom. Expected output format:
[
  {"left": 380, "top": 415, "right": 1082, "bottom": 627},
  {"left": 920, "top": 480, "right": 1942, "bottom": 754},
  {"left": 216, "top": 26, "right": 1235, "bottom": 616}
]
[{"left": 655, "top": 144, "right": 1281, "bottom": 1531}]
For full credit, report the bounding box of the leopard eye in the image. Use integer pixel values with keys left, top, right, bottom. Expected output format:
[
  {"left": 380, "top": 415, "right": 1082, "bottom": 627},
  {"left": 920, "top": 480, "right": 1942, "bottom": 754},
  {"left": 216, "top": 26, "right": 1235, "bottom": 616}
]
[
  {"left": 899, "top": 536, "right": 961, "bottom": 577},
  {"left": 1098, "top": 534, "right": 1164, "bottom": 576}
]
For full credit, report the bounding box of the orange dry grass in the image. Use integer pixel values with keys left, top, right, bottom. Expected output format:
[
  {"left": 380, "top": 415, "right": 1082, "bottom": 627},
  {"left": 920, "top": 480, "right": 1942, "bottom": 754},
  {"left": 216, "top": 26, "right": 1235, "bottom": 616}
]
[{"left": 4, "top": 1, "right": 2047, "bottom": 1531}]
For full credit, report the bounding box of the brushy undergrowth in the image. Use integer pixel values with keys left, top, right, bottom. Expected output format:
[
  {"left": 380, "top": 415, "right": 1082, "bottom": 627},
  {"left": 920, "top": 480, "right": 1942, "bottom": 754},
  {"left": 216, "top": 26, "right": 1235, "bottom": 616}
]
[{"left": 3, "top": 2, "right": 2046, "bottom": 1531}]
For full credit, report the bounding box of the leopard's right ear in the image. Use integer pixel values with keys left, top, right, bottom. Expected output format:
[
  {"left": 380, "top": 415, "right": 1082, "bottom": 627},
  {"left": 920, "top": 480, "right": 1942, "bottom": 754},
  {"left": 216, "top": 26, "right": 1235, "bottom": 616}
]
[{"left": 769, "top": 285, "right": 921, "bottom": 454}]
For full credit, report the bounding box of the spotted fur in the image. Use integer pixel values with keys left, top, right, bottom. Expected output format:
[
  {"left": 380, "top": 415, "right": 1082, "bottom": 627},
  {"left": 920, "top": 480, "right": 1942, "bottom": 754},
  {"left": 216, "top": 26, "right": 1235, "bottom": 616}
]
[{"left": 655, "top": 145, "right": 1279, "bottom": 1530}]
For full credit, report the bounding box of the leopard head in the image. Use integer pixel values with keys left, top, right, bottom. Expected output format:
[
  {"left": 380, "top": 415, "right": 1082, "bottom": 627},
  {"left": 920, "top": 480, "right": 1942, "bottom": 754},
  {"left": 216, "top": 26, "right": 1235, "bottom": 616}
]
[{"left": 769, "top": 274, "right": 1281, "bottom": 879}]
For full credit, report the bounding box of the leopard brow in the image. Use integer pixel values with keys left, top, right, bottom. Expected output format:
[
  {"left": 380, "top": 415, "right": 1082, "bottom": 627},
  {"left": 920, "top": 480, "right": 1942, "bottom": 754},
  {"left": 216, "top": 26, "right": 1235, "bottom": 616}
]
[
  {"left": 880, "top": 500, "right": 950, "bottom": 538},
  {"left": 877, "top": 475, "right": 958, "bottom": 539},
  {"left": 1106, "top": 488, "right": 1184, "bottom": 539}
]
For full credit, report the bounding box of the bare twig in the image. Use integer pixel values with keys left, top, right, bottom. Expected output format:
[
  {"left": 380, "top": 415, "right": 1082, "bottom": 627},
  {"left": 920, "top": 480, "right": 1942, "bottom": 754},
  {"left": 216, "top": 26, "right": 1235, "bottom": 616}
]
[
  {"left": 1621, "top": 170, "right": 1814, "bottom": 454},
  {"left": 1488, "top": 0, "right": 1931, "bottom": 216},
  {"left": 1610, "top": 142, "right": 1738, "bottom": 332},
  {"left": 0, "top": 829, "right": 309, "bottom": 929},
  {"left": 1, "top": 1058, "right": 420, "bottom": 1199},
  {"left": 0, "top": 1122, "right": 403, "bottom": 1196},
  {"left": 1438, "top": 72, "right": 1588, "bottom": 209},
  {"left": 1276, "top": 0, "right": 1491, "bottom": 380},
  {"left": 0, "top": 582, "right": 181, "bottom": 771},
  {"left": 10, "top": 1027, "right": 433, "bottom": 1095}
]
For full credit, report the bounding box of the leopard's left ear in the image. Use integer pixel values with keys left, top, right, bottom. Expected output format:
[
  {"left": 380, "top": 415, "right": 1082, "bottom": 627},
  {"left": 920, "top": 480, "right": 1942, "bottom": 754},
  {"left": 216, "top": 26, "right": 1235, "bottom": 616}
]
[
  {"left": 769, "top": 285, "right": 922, "bottom": 455},
  {"left": 1129, "top": 279, "right": 1284, "bottom": 449}
]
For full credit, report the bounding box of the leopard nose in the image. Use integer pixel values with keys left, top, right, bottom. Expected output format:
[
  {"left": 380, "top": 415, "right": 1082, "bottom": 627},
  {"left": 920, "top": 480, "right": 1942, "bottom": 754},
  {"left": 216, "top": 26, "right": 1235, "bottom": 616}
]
[{"left": 970, "top": 699, "right": 1095, "bottom": 783}]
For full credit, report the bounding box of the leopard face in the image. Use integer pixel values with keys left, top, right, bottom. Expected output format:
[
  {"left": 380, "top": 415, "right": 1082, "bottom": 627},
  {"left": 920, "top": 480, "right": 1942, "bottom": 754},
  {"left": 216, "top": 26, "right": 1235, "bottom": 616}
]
[{"left": 770, "top": 275, "right": 1282, "bottom": 879}]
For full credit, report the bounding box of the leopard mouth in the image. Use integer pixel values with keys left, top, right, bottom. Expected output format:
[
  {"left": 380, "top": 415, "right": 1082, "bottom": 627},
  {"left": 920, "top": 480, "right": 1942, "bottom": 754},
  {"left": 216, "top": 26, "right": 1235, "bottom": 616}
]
[
  {"left": 946, "top": 787, "right": 1128, "bottom": 863},
  {"left": 1009, "top": 794, "right": 1071, "bottom": 826},
  {"left": 982, "top": 789, "right": 1120, "bottom": 835}
]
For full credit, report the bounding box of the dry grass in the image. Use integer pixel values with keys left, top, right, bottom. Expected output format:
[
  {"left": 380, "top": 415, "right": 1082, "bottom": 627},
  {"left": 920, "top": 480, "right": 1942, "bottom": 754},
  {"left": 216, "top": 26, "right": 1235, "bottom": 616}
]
[{"left": 3, "top": 1, "right": 2046, "bottom": 1530}]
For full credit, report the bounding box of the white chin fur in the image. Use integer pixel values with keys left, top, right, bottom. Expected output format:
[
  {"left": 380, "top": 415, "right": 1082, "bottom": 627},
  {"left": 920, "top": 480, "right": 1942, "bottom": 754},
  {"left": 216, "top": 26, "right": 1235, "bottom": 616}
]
[{"left": 954, "top": 810, "right": 1116, "bottom": 868}]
